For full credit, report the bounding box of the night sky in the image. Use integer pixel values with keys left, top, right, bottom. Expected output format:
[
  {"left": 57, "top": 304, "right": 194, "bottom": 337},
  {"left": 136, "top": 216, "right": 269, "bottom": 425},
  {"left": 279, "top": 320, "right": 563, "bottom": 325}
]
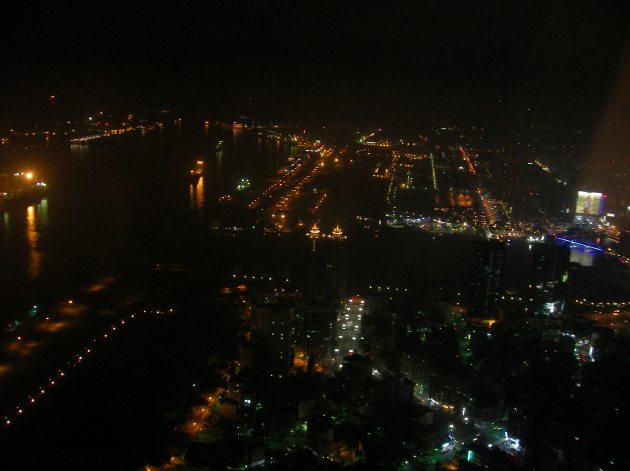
[{"left": 1, "top": 1, "right": 629, "bottom": 129}]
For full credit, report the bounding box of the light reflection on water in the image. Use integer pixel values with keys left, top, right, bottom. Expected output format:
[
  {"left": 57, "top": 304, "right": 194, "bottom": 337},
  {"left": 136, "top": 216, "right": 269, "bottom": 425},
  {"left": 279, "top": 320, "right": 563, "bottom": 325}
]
[
  {"left": 70, "top": 143, "right": 89, "bottom": 157},
  {"left": 1, "top": 197, "right": 49, "bottom": 281},
  {"left": 37, "top": 198, "right": 48, "bottom": 227},
  {"left": 2, "top": 211, "right": 9, "bottom": 239},
  {"left": 569, "top": 247, "right": 595, "bottom": 267},
  {"left": 189, "top": 176, "right": 205, "bottom": 212},
  {"left": 195, "top": 176, "right": 205, "bottom": 209},
  {"left": 25, "top": 205, "right": 42, "bottom": 280}
]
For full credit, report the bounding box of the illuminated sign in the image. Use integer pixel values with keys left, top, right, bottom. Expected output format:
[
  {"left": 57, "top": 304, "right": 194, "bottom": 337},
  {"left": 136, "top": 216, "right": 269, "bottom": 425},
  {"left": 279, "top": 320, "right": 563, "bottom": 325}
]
[{"left": 575, "top": 191, "right": 604, "bottom": 216}]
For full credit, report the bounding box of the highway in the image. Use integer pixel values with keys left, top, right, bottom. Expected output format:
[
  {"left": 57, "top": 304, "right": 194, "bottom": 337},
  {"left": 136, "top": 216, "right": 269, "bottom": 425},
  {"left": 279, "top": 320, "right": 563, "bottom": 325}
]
[{"left": 460, "top": 146, "right": 497, "bottom": 226}]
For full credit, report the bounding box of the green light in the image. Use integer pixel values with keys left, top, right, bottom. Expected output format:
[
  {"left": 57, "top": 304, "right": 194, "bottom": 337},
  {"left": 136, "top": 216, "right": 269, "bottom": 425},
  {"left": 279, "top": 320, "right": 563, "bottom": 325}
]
[{"left": 429, "top": 153, "right": 437, "bottom": 191}]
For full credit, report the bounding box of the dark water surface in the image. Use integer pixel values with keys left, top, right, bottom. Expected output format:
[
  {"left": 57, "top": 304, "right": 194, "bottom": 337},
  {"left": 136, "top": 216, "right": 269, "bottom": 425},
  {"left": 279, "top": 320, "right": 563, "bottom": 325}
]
[{"left": 0, "top": 125, "right": 296, "bottom": 319}]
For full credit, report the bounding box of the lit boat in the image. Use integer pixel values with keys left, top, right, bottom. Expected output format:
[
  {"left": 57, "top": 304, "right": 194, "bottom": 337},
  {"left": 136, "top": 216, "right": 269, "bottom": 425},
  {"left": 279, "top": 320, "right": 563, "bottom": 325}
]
[
  {"left": 0, "top": 171, "right": 47, "bottom": 204},
  {"left": 332, "top": 225, "right": 344, "bottom": 238},
  {"left": 189, "top": 160, "right": 205, "bottom": 180},
  {"left": 308, "top": 223, "right": 321, "bottom": 238}
]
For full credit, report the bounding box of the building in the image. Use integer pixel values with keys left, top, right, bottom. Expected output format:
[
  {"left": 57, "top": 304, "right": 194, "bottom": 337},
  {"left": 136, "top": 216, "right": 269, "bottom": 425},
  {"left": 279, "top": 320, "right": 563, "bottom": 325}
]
[
  {"left": 305, "top": 236, "right": 346, "bottom": 300},
  {"left": 469, "top": 239, "right": 506, "bottom": 316},
  {"left": 253, "top": 296, "right": 294, "bottom": 378},
  {"left": 293, "top": 299, "right": 337, "bottom": 374},
  {"left": 531, "top": 241, "right": 570, "bottom": 287},
  {"left": 574, "top": 190, "right": 605, "bottom": 223},
  {"left": 530, "top": 241, "right": 570, "bottom": 317}
]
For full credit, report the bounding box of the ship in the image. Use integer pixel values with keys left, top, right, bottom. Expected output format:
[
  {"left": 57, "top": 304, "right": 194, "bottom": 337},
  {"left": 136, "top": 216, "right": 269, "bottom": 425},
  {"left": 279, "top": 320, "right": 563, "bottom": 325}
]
[
  {"left": 0, "top": 171, "right": 47, "bottom": 204},
  {"left": 188, "top": 160, "right": 205, "bottom": 180}
]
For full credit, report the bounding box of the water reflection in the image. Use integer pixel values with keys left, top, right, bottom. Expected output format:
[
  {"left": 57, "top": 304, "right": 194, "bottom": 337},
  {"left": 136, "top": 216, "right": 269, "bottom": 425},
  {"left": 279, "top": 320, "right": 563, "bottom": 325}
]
[
  {"left": 70, "top": 143, "right": 89, "bottom": 157},
  {"left": 216, "top": 150, "right": 223, "bottom": 180},
  {"left": 196, "top": 177, "right": 205, "bottom": 208},
  {"left": 25, "top": 205, "right": 42, "bottom": 279},
  {"left": 2, "top": 212, "right": 9, "bottom": 239},
  {"left": 189, "top": 177, "right": 205, "bottom": 212},
  {"left": 37, "top": 198, "right": 48, "bottom": 227},
  {"left": 570, "top": 247, "right": 595, "bottom": 267}
]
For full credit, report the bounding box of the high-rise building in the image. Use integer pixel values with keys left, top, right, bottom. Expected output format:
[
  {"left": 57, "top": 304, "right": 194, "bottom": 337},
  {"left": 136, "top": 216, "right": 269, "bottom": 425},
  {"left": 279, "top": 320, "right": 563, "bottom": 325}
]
[
  {"left": 294, "top": 300, "right": 337, "bottom": 374},
  {"left": 254, "top": 296, "right": 294, "bottom": 378},
  {"left": 530, "top": 241, "right": 570, "bottom": 317},
  {"left": 469, "top": 239, "right": 506, "bottom": 315},
  {"left": 531, "top": 241, "right": 570, "bottom": 287},
  {"left": 332, "top": 296, "right": 365, "bottom": 369},
  {"left": 305, "top": 236, "right": 346, "bottom": 300}
]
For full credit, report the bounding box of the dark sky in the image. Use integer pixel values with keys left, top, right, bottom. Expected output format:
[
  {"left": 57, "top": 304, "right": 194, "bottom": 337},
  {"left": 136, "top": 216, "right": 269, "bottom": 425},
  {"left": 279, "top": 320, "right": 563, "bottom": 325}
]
[{"left": 1, "top": 1, "right": 629, "bottom": 129}]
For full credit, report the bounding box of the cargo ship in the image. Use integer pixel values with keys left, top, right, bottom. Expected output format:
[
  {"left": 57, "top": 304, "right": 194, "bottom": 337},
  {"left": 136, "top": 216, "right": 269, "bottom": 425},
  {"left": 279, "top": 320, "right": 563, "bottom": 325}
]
[{"left": 0, "top": 171, "right": 47, "bottom": 204}]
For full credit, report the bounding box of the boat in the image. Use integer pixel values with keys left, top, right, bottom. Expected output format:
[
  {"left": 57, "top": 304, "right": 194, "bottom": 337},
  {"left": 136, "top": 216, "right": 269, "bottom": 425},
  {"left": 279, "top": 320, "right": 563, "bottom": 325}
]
[
  {"left": 0, "top": 171, "right": 47, "bottom": 204},
  {"left": 332, "top": 225, "right": 344, "bottom": 239},
  {"left": 216, "top": 140, "right": 224, "bottom": 152},
  {"left": 188, "top": 160, "right": 205, "bottom": 180}
]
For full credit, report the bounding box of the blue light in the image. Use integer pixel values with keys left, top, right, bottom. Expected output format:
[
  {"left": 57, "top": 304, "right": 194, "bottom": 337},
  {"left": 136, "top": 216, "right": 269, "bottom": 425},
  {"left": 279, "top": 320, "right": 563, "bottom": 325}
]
[{"left": 557, "top": 237, "right": 604, "bottom": 252}]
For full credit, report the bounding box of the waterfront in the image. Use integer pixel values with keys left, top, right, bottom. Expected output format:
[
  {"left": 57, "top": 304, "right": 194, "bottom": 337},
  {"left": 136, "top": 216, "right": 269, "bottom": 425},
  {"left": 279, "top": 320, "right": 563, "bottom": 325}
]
[
  {"left": 0, "top": 124, "right": 615, "bottom": 354},
  {"left": 0, "top": 125, "right": 454, "bottom": 469},
  {"left": 0, "top": 123, "right": 626, "bottom": 470},
  {"left": 0, "top": 124, "right": 524, "bottom": 326}
]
